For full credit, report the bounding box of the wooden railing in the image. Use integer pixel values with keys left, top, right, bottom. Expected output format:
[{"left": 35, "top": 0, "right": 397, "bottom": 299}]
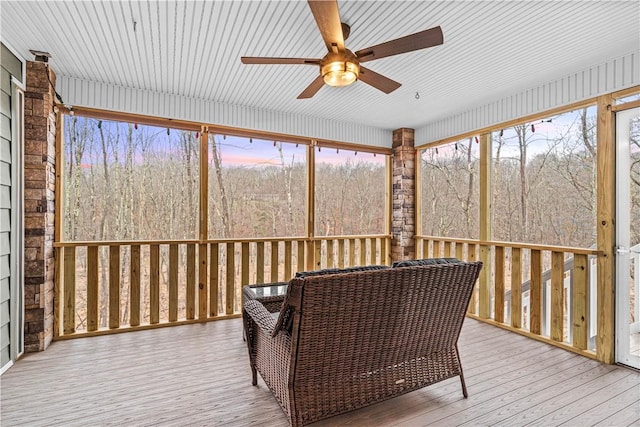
[
  {"left": 416, "top": 236, "right": 600, "bottom": 358},
  {"left": 54, "top": 235, "right": 390, "bottom": 338}
]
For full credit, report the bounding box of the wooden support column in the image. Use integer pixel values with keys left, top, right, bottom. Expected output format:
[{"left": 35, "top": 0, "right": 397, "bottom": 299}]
[
  {"left": 391, "top": 128, "right": 415, "bottom": 262},
  {"left": 199, "top": 129, "right": 209, "bottom": 241},
  {"left": 199, "top": 129, "right": 209, "bottom": 318},
  {"left": 306, "top": 143, "right": 316, "bottom": 269},
  {"left": 596, "top": 93, "right": 616, "bottom": 364},
  {"left": 479, "top": 133, "right": 492, "bottom": 319}
]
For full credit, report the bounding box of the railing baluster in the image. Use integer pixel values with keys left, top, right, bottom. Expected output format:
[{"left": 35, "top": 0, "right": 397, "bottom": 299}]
[
  {"left": 241, "top": 241, "right": 250, "bottom": 288},
  {"left": 256, "top": 242, "right": 265, "bottom": 284},
  {"left": 226, "top": 242, "right": 235, "bottom": 315},
  {"left": 168, "top": 244, "right": 179, "bottom": 322},
  {"left": 109, "top": 246, "right": 120, "bottom": 329},
  {"left": 296, "top": 241, "right": 304, "bottom": 274},
  {"left": 130, "top": 245, "right": 141, "bottom": 327},
  {"left": 432, "top": 240, "right": 442, "bottom": 258},
  {"left": 511, "top": 248, "right": 522, "bottom": 329},
  {"left": 199, "top": 243, "right": 208, "bottom": 319},
  {"left": 338, "top": 239, "right": 345, "bottom": 268},
  {"left": 186, "top": 244, "right": 196, "bottom": 320},
  {"left": 494, "top": 246, "right": 505, "bottom": 323},
  {"left": 209, "top": 243, "right": 219, "bottom": 317},
  {"left": 63, "top": 246, "right": 76, "bottom": 334},
  {"left": 284, "top": 240, "right": 292, "bottom": 279},
  {"left": 270, "top": 241, "right": 278, "bottom": 282},
  {"left": 530, "top": 249, "right": 542, "bottom": 335},
  {"left": 313, "top": 240, "right": 321, "bottom": 269},
  {"left": 551, "top": 251, "right": 564, "bottom": 342},
  {"left": 467, "top": 243, "right": 477, "bottom": 315},
  {"left": 150, "top": 244, "right": 160, "bottom": 324},
  {"left": 349, "top": 239, "right": 355, "bottom": 267},
  {"left": 87, "top": 246, "right": 98, "bottom": 332},
  {"left": 455, "top": 242, "right": 463, "bottom": 261},
  {"left": 423, "top": 239, "right": 430, "bottom": 258},
  {"left": 327, "top": 239, "right": 334, "bottom": 268},
  {"left": 359, "top": 238, "right": 366, "bottom": 266},
  {"left": 573, "top": 253, "right": 588, "bottom": 350},
  {"left": 467, "top": 243, "right": 477, "bottom": 261},
  {"left": 444, "top": 241, "right": 452, "bottom": 258},
  {"left": 380, "top": 237, "right": 387, "bottom": 265},
  {"left": 370, "top": 238, "right": 376, "bottom": 265}
]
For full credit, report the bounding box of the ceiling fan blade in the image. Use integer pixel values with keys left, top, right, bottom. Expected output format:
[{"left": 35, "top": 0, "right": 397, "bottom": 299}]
[
  {"left": 307, "top": 0, "right": 345, "bottom": 53},
  {"left": 241, "top": 57, "right": 320, "bottom": 65},
  {"left": 358, "top": 67, "right": 401, "bottom": 94},
  {"left": 297, "top": 75, "right": 325, "bottom": 99},
  {"left": 355, "top": 26, "right": 443, "bottom": 63}
]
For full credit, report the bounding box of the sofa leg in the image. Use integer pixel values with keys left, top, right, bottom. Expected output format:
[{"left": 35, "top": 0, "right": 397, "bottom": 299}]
[
  {"left": 455, "top": 344, "right": 468, "bottom": 398},
  {"left": 459, "top": 373, "right": 468, "bottom": 398},
  {"left": 251, "top": 366, "right": 258, "bottom": 386}
]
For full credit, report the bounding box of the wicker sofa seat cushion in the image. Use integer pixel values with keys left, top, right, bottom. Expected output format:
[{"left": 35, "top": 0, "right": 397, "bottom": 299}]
[
  {"left": 273, "top": 265, "right": 390, "bottom": 336},
  {"left": 392, "top": 257, "right": 461, "bottom": 268}
]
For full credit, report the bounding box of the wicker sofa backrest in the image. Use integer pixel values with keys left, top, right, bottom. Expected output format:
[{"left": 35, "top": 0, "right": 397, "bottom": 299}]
[{"left": 286, "top": 261, "right": 482, "bottom": 418}]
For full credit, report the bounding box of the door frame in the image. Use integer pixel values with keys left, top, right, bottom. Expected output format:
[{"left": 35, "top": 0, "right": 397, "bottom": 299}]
[{"left": 615, "top": 106, "right": 640, "bottom": 368}]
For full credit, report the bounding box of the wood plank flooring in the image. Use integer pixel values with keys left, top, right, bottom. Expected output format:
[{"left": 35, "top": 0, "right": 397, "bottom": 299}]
[{"left": 1, "top": 318, "right": 638, "bottom": 426}]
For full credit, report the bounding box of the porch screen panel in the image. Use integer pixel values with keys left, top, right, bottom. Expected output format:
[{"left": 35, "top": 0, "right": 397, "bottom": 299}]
[
  {"left": 492, "top": 106, "right": 597, "bottom": 341},
  {"left": 62, "top": 117, "right": 200, "bottom": 241},
  {"left": 315, "top": 148, "right": 386, "bottom": 236},
  {"left": 207, "top": 135, "right": 306, "bottom": 239},
  {"left": 419, "top": 138, "right": 479, "bottom": 239}
]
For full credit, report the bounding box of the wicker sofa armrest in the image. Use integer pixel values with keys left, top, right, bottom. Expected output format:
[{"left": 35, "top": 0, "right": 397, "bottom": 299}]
[{"left": 244, "top": 300, "right": 278, "bottom": 335}]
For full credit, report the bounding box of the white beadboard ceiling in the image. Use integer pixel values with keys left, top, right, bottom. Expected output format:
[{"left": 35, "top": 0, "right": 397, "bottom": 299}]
[{"left": 1, "top": 0, "right": 639, "bottom": 140}]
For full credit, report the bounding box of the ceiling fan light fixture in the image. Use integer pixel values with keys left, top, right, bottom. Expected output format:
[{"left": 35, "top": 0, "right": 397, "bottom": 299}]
[{"left": 321, "top": 59, "right": 359, "bottom": 87}]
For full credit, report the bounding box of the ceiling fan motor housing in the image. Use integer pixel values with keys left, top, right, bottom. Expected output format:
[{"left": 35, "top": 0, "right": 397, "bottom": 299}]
[{"left": 320, "top": 50, "right": 360, "bottom": 87}]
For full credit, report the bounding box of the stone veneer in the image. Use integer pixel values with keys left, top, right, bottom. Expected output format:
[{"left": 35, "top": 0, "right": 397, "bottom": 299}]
[
  {"left": 23, "top": 61, "right": 56, "bottom": 352},
  {"left": 391, "top": 128, "right": 415, "bottom": 262}
]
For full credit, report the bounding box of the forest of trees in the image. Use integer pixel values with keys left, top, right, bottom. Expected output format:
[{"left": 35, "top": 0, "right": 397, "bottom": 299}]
[
  {"left": 63, "top": 118, "right": 386, "bottom": 242},
  {"left": 419, "top": 106, "right": 627, "bottom": 250}
]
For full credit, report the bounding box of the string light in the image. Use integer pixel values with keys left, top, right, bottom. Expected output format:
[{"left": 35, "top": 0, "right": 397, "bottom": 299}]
[
  {"left": 415, "top": 92, "right": 420, "bottom": 100},
  {"left": 336, "top": 149, "right": 339, "bottom": 154},
  {"left": 134, "top": 123, "right": 138, "bottom": 130},
  {"left": 531, "top": 124, "right": 535, "bottom": 133},
  {"left": 273, "top": 141, "right": 277, "bottom": 147},
  {"left": 97, "top": 120, "right": 102, "bottom": 129},
  {"left": 167, "top": 128, "right": 170, "bottom": 135},
  {"left": 475, "top": 136, "right": 479, "bottom": 144},
  {"left": 195, "top": 132, "right": 199, "bottom": 139},
  {"left": 499, "top": 129, "right": 503, "bottom": 137},
  {"left": 454, "top": 143, "right": 458, "bottom": 151}
]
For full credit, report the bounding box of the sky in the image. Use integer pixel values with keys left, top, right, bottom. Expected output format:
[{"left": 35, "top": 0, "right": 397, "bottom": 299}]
[{"left": 67, "top": 116, "right": 385, "bottom": 168}]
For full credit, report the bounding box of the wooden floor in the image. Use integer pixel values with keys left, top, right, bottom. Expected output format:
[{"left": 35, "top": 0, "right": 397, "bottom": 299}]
[{"left": 2, "top": 318, "right": 639, "bottom": 427}]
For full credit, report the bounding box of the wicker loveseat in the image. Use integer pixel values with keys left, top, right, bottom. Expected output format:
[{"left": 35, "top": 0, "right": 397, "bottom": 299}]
[{"left": 242, "top": 260, "right": 483, "bottom": 427}]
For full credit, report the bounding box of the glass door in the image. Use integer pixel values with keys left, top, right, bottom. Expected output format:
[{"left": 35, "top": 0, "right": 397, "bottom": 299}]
[{"left": 616, "top": 107, "right": 640, "bottom": 369}]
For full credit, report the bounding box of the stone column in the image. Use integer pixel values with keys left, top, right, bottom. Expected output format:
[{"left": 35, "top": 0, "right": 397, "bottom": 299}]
[
  {"left": 391, "top": 128, "right": 415, "bottom": 262},
  {"left": 23, "top": 61, "right": 56, "bottom": 352}
]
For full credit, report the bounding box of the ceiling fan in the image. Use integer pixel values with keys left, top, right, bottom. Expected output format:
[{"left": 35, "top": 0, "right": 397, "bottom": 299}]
[{"left": 241, "top": 0, "right": 444, "bottom": 99}]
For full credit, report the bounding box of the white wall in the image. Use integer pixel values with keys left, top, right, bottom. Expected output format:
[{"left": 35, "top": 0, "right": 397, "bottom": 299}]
[{"left": 415, "top": 51, "right": 640, "bottom": 145}]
